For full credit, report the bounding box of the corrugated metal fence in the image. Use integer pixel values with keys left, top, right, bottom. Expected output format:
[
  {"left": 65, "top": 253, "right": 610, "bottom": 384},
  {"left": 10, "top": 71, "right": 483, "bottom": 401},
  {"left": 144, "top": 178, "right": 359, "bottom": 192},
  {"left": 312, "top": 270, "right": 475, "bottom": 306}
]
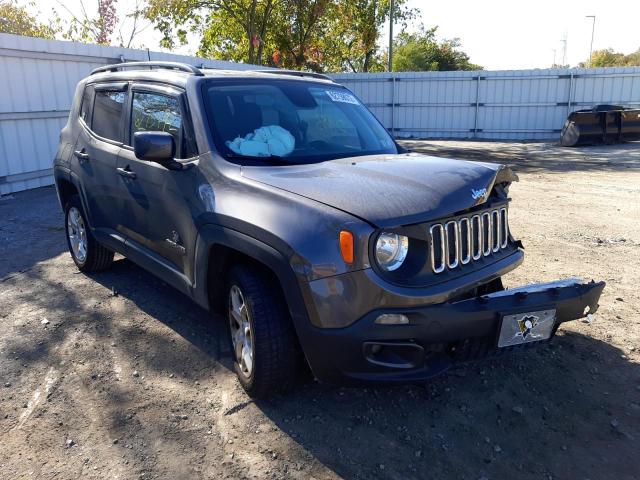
[
  {"left": 0, "top": 33, "right": 259, "bottom": 195},
  {"left": 332, "top": 68, "right": 640, "bottom": 140},
  {"left": 1, "top": 33, "right": 639, "bottom": 194}
]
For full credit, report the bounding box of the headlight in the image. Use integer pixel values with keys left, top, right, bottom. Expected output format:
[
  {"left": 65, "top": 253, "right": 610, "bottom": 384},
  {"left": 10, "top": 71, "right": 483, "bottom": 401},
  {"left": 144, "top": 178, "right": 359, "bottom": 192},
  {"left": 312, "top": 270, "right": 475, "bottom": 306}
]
[{"left": 375, "top": 232, "right": 409, "bottom": 271}]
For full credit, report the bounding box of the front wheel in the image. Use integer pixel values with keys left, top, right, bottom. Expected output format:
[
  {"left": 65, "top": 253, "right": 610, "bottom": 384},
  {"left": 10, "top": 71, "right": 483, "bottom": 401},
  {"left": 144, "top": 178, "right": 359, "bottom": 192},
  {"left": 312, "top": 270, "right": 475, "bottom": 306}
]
[
  {"left": 227, "top": 264, "right": 303, "bottom": 398},
  {"left": 64, "top": 195, "right": 114, "bottom": 272}
]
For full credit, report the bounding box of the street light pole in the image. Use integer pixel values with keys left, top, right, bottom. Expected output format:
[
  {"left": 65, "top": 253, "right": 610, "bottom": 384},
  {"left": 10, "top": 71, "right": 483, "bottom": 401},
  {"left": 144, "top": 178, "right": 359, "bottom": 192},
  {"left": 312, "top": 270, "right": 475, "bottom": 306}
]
[
  {"left": 388, "top": 0, "right": 394, "bottom": 72},
  {"left": 586, "top": 15, "right": 596, "bottom": 66}
]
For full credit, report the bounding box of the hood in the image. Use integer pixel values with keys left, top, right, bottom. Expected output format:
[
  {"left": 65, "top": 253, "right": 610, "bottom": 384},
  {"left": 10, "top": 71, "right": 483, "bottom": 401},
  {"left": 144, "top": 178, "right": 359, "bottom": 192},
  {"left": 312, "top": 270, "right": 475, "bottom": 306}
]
[{"left": 241, "top": 153, "right": 515, "bottom": 227}]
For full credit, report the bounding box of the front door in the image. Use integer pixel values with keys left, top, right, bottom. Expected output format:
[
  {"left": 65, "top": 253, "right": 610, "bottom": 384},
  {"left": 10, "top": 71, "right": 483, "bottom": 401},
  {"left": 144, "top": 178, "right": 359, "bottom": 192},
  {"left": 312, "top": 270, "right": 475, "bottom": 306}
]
[{"left": 116, "top": 84, "right": 199, "bottom": 280}]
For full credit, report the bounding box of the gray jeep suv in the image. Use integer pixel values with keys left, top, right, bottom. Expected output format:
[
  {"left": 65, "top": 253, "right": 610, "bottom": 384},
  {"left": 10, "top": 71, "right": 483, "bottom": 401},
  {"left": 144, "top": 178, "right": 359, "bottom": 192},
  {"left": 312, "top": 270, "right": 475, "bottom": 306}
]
[{"left": 53, "top": 62, "right": 604, "bottom": 397}]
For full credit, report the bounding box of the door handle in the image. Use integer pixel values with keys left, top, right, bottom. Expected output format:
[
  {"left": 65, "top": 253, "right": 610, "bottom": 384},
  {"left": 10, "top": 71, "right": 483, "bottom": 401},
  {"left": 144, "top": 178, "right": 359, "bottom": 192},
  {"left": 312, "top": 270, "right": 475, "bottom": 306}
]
[
  {"left": 116, "top": 167, "right": 137, "bottom": 179},
  {"left": 74, "top": 149, "right": 90, "bottom": 163}
]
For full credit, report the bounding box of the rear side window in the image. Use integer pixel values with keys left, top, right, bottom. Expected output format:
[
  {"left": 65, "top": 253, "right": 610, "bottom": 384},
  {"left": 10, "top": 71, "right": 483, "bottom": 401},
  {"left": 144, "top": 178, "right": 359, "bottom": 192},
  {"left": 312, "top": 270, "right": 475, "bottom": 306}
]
[
  {"left": 79, "top": 86, "right": 94, "bottom": 124},
  {"left": 92, "top": 91, "right": 125, "bottom": 142},
  {"left": 131, "top": 91, "right": 197, "bottom": 159}
]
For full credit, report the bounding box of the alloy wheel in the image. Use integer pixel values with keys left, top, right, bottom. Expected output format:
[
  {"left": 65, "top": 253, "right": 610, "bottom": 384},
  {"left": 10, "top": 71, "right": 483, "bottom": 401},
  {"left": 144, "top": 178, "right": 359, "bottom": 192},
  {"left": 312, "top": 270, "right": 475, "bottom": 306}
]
[
  {"left": 67, "top": 206, "right": 88, "bottom": 263},
  {"left": 229, "top": 284, "right": 254, "bottom": 378}
]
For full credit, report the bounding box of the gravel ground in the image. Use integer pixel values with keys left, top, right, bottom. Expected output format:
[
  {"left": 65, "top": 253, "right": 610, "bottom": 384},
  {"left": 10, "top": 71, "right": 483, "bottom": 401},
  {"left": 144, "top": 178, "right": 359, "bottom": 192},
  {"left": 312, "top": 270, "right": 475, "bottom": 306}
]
[{"left": 1, "top": 140, "right": 639, "bottom": 480}]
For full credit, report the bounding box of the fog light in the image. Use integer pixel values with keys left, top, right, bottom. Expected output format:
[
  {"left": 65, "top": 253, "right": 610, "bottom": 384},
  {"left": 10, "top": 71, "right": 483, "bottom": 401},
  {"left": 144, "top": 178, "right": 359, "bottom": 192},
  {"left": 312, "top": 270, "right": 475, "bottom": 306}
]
[{"left": 375, "top": 313, "right": 409, "bottom": 325}]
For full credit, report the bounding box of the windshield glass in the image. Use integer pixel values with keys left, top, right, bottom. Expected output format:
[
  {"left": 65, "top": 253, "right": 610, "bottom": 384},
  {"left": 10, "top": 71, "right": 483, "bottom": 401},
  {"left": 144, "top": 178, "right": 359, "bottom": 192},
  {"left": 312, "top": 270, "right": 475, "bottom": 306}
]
[{"left": 203, "top": 80, "right": 397, "bottom": 164}]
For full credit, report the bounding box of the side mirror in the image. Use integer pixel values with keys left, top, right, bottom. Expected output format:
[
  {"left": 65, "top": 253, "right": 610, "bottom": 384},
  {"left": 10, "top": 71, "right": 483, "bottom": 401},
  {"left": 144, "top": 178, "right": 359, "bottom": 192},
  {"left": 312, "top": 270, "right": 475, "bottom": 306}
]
[{"left": 133, "top": 131, "right": 175, "bottom": 163}]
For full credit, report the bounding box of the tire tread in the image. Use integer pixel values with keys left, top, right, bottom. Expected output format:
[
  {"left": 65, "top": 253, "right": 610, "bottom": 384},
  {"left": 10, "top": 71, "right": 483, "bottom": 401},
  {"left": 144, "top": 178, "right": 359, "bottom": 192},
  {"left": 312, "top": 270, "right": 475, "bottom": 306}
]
[{"left": 229, "top": 264, "right": 302, "bottom": 397}]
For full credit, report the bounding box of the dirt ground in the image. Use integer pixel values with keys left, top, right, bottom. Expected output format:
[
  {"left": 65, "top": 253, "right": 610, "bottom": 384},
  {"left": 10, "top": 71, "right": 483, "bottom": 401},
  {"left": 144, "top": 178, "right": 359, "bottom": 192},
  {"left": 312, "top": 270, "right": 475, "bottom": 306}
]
[{"left": 1, "top": 140, "right": 639, "bottom": 480}]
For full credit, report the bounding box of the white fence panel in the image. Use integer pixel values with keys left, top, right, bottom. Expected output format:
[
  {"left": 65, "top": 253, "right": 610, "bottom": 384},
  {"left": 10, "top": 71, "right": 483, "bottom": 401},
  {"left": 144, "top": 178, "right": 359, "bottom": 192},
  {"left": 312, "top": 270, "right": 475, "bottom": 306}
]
[
  {"left": 1, "top": 32, "right": 640, "bottom": 194},
  {"left": 0, "top": 33, "right": 260, "bottom": 195},
  {"left": 332, "top": 67, "right": 640, "bottom": 141}
]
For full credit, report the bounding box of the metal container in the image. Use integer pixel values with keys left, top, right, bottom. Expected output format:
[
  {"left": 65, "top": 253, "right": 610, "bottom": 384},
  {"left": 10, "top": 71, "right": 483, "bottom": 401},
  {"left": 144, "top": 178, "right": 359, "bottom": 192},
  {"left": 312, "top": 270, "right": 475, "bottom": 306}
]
[{"left": 560, "top": 105, "right": 640, "bottom": 146}]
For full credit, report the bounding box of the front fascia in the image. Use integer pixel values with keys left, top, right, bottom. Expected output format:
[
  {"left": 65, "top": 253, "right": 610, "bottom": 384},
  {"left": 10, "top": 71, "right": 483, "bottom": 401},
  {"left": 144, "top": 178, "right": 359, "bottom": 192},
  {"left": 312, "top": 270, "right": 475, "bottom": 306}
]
[
  {"left": 301, "top": 278, "right": 605, "bottom": 385},
  {"left": 304, "top": 249, "right": 524, "bottom": 329}
]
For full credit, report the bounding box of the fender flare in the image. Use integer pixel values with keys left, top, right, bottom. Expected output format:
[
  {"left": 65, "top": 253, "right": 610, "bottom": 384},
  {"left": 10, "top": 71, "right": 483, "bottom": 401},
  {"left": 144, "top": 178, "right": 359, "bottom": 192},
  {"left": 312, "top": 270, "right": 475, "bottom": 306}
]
[
  {"left": 193, "top": 224, "right": 331, "bottom": 379},
  {"left": 193, "top": 223, "right": 312, "bottom": 331},
  {"left": 53, "top": 166, "right": 94, "bottom": 230}
]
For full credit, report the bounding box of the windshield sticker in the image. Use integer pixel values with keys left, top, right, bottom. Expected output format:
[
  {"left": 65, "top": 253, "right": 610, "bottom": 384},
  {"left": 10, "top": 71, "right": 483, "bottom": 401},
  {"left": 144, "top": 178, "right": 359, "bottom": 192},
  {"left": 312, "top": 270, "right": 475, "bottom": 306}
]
[{"left": 326, "top": 90, "right": 360, "bottom": 105}]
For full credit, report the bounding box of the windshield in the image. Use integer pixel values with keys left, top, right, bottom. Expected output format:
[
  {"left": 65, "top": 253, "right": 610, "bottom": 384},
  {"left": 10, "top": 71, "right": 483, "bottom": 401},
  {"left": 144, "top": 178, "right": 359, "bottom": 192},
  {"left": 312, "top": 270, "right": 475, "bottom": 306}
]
[{"left": 203, "top": 79, "right": 398, "bottom": 164}]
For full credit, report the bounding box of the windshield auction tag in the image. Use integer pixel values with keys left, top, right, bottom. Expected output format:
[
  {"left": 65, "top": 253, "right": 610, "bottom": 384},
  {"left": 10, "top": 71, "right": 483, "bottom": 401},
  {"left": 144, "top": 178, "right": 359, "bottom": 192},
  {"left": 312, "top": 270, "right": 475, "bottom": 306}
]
[{"left": 325, "top": 90, "right": 359, "bottom": 105}]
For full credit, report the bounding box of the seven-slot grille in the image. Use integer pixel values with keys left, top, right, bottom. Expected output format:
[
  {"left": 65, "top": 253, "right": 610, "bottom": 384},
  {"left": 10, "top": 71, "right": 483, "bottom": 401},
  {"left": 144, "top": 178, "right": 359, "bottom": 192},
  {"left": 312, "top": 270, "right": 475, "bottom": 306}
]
[{"left": 429, "top": 207, "right": 509, "bottom": 273}]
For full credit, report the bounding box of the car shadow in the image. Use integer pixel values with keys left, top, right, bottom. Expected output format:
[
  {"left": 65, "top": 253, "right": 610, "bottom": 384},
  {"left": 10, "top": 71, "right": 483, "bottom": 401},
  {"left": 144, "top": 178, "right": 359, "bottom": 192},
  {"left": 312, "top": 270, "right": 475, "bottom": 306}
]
[
  {"left": 82, "top": 258, "right": 639, "bottom": 480},
  {"left": 4, "top": 187, "right": 638, "bottom": 480},
  {"left": 87, "top": 257, "right": 235, "bottom": 373},
  {"left": 257, "top": 331, "right": 639, "bottom": 480}
]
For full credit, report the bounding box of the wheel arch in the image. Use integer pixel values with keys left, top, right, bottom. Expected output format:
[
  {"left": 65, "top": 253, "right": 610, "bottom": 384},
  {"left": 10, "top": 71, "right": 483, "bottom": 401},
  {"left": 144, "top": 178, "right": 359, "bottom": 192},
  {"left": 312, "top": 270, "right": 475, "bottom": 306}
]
[
  {"left": 193, "top": 224, "right": 314, "bottom": 354},
  {"left": 53, "top": 168, "right": 93, "bottom": 229},
  {"left": 53, "top": 169, "right": 78, "bottom": 209},
  {"left": 195, "top": 225, "right": 305, "bottom": 311}
]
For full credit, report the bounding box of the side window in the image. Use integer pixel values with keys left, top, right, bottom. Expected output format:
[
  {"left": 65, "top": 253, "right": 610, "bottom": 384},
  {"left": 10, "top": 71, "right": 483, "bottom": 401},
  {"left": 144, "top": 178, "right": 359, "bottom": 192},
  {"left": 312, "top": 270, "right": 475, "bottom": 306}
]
[
  {"left": 92, "top": 90, "right": 125, "bottom": 142},
  {"left": 79, "top": 86, "right": 94, "bottom": 124},
  {"left": 131, "top": 92, "right": 183, "bottom": 155}
]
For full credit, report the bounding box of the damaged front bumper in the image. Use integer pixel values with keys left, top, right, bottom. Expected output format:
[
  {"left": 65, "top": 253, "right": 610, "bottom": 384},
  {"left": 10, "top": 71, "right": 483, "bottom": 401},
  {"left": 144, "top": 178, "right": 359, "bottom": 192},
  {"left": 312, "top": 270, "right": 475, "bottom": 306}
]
[{"left": 302, "top": 278, "right": 605, "bottom": 385}]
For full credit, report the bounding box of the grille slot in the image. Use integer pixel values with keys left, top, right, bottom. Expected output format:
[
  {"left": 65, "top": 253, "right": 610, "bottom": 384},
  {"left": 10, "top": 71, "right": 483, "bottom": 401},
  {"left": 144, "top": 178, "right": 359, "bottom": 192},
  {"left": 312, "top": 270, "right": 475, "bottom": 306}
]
[
  {"left": 481, "top": 212, "right": 492, "bottom": 256},
  {"left": 491, "top": 209, "right": 500, "bottom": 252},
  {"left": 445, "top": 221, "right": 459, "bottom": 269},
  {"left": 471, "top": 215, "right": 482, "bottom": 260},
  {"left": 459, "top": 218, "right": 471, "bottom": 265},
  {"left": 429, "top": 224, "right": 446, "bottom": 273},
  {"left": 428, "top": 207, "right": 510, "bottom": 273},
  {"left": 499, "top": 208, "right": 508, "bottom": 248}
]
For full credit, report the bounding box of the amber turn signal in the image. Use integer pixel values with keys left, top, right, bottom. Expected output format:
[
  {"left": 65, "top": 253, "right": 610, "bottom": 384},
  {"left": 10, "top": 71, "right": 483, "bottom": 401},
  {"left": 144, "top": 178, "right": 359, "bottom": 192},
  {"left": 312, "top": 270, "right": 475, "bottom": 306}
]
[{"left": 339, "top": 230, "right": 354, "bottom": 264}]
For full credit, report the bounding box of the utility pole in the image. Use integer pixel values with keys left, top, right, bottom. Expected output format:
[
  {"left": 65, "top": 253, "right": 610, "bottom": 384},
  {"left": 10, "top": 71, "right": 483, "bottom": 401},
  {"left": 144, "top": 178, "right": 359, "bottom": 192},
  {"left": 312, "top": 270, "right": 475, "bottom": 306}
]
[
  {"left": 586, "top": 15, "right": 596, "bottom": 66},
  {"left": 560, "top": 35, "right": 567, "bottom": 67},
  {"left": 388, "top": 0, "right": 394, "bottom": 72}
]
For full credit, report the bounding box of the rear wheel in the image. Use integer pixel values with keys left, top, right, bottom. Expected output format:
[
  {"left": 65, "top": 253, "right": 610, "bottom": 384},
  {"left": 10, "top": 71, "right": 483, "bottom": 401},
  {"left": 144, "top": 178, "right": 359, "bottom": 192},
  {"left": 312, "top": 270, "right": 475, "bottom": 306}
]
[
  {"left": 227, "top": 264, "right": 302, "bottom": 398},
  {"left": 64, "top": 195, "right": 114, "bottom": 272}
]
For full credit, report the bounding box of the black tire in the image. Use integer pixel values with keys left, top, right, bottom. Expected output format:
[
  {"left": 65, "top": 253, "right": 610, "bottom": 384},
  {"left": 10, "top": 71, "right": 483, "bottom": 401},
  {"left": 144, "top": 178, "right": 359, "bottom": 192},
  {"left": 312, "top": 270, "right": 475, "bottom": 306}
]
[
  {"left": 64, "top": 195, "right": 114, "bottom": 272},
  {"left": 227, "top": 264, "right": 303, "bottom": 398}
]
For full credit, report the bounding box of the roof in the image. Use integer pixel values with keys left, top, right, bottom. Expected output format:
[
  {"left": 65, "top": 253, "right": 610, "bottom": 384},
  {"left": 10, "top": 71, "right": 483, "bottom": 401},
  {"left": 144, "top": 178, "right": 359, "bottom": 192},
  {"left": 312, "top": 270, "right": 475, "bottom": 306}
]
[{"left": 87, "top": 61, "right": 335, "bottom": 87}]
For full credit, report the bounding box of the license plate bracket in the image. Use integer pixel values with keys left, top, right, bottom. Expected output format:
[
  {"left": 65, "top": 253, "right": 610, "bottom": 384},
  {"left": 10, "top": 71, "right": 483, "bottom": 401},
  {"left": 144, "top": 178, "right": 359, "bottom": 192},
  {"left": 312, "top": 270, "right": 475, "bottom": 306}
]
[{"left": 498, "top": 309, "right": 557, "bottom": 348}]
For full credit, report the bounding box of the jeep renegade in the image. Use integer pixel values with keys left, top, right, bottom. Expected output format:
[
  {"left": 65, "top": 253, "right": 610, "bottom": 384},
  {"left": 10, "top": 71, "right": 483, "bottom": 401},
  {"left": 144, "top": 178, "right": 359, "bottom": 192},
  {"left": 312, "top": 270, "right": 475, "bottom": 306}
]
[{"left": 53, "top": 62, "right": 605, "bottom": 397}]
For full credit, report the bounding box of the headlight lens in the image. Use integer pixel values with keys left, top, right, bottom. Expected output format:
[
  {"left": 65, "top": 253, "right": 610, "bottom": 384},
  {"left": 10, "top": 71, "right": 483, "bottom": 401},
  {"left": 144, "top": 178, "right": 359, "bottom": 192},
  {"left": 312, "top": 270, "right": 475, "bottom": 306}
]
[{"left": 375, "top": 232, "right": 409, "bottom": 271}]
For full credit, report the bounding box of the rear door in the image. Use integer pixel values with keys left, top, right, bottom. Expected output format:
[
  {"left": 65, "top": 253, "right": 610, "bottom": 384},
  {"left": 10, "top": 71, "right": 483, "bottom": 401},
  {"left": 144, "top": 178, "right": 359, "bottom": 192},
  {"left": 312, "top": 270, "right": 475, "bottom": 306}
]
[
  {"left": 116, "top": 83, "right": 200, "bottom": 281},
  {"left": 72, "top": 82, "right": 127, "bottom": 238}
]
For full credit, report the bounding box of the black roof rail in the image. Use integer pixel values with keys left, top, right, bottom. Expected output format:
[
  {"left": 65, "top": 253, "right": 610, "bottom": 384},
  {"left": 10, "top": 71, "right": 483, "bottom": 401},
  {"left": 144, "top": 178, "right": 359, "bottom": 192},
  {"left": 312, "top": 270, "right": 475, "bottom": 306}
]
[
  {"left": 249, "top": 69, "right": 333, "bottom": 81},
  {"left": 90, "top": 61, "right": 204, "bottom": 77}
]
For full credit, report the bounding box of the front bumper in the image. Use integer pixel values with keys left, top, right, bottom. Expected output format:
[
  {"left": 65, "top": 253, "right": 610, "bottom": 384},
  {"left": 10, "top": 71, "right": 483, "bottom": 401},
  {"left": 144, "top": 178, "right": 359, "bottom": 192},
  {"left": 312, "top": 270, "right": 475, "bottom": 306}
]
[{"left": 300, "top": 278, "right": 605, "bottom": 385}]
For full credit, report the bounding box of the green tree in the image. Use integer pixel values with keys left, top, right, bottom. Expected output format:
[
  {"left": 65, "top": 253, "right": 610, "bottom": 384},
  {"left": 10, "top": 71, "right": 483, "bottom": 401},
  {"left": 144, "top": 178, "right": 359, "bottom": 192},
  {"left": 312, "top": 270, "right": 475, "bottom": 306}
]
[
  {"left": 146, "top": 0, "right": 276, "bottom": 65},
  {"left": 582, "top": 47, "right": 640, "bottom": 67},
  {"left": 392, "top": 26, "right": 481, "bottom": 72},
  {"left": 624, "top": 48, "right": 640, "bottom": 66},
  {"left": 0, "top": 0, "right": 57, "bottom": 39},
  {"left": 269, "top": 0, "right": 333, "bottom": 71},
  {"left": 323, "top": 0, "right": 415, "bottom": 72},
  {"left": 145, "top": 0, "right": 415, "bottom": 71}
]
